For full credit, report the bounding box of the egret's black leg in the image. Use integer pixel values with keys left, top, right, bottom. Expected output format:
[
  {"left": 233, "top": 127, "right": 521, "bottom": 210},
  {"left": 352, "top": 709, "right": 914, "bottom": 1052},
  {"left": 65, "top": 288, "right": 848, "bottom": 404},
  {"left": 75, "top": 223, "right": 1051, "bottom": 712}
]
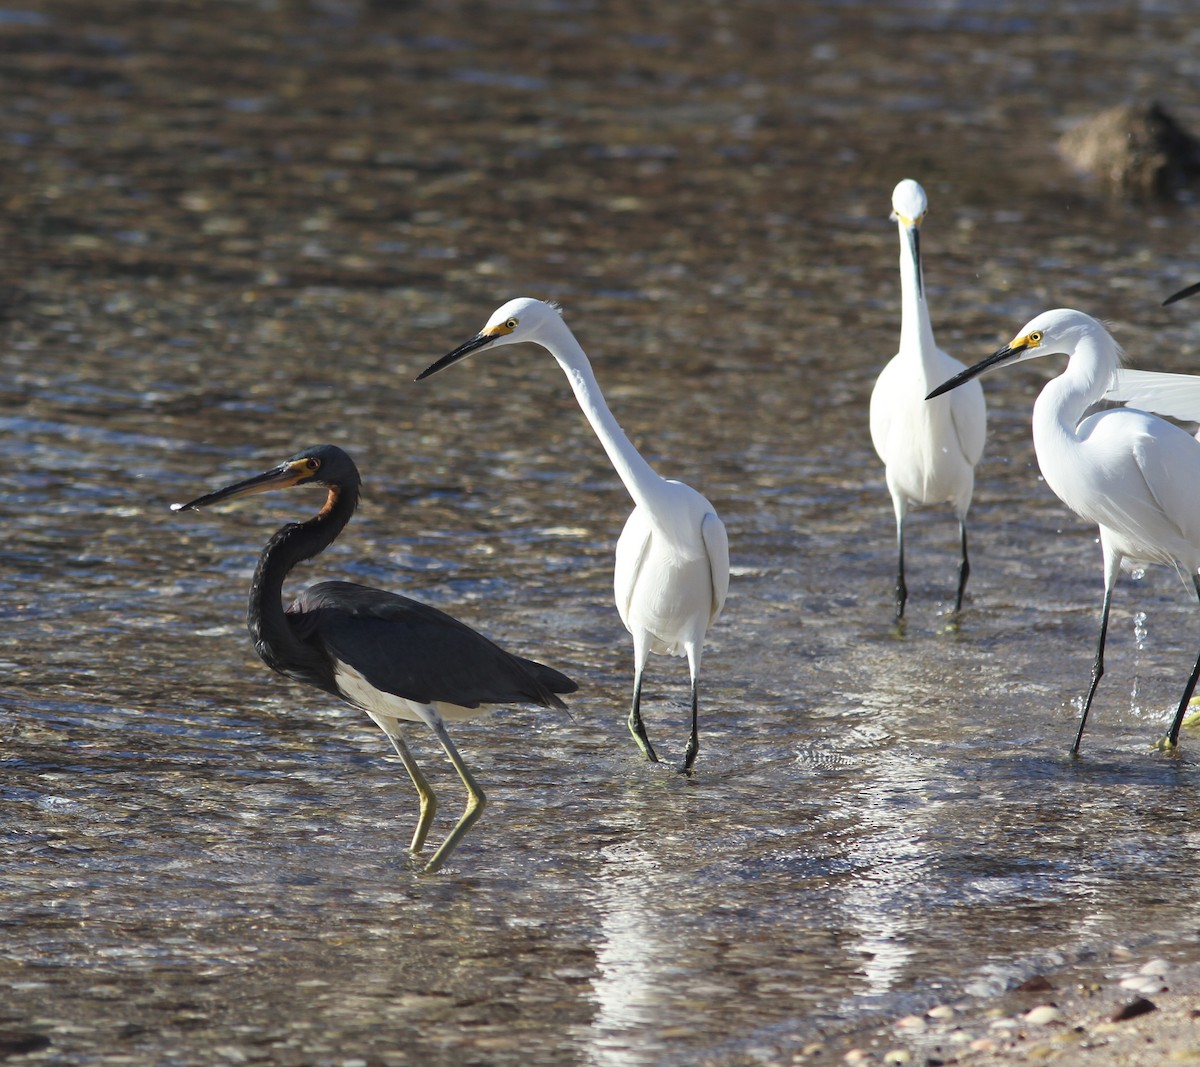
[
  {"left": 1161, "top": 574, "right": 1200, "bottom": 750},
  {"left": 895, "top": 521, "right": 908, "bottom": 620},
  {"left": 1072, "top": 583, "right": 1114, "bottom": 756},
  {"left": 682, "top": 676, "right": 700, "bottom": 775},
  {"left": 628, "top": 668, "right": 659, "bottom": 763},
  {"left": 954, "top": 520, "right": 970, "bottom": 613}
]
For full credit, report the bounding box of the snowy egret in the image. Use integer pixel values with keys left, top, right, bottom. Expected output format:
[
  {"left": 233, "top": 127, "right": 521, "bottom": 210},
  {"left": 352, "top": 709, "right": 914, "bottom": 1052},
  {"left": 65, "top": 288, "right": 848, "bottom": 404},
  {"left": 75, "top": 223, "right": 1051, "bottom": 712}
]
[
  {"left": 172, "top": 444, "right": 577, "bottom": 872},
  {"left": 869, "top": 179, "right": 987, "bottom": 619},
  {"left": 927, "top": 309, "right": 1200, "bottom": 753},
  {"left": 418, "top": 298, "right": 729, "bottom": 774},
  {"left": 1163, "top": 281, "right": 1200, "bottom": 306}
]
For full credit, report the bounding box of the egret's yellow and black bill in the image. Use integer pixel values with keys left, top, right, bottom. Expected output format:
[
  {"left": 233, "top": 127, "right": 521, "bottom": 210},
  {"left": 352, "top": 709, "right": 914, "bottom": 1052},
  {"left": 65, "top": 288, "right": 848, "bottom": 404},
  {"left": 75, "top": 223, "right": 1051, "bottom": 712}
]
[
  {"left": 416, "top": 321, "right": 516, "bottom": 381},
  {"left": 926, "top": 336, "right": 1035, "bottom": 401}
]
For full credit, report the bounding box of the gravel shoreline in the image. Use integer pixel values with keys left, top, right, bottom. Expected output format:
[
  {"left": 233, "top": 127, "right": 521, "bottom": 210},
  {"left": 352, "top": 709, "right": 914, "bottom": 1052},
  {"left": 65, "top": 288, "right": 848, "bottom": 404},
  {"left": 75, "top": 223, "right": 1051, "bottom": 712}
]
[{"left": 797, "top": 943, "right": 1200, "bottom": 1066}]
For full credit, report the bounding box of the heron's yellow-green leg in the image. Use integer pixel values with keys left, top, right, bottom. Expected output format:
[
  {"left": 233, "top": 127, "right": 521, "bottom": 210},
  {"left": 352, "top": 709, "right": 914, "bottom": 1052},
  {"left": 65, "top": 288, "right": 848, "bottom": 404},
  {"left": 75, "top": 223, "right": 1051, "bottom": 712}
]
[
  {"left": 383, "top": 729, "right": 438, "bottom": 855},
  {"left": 423, "top": 719, "right": 487, "bottom": 874}
]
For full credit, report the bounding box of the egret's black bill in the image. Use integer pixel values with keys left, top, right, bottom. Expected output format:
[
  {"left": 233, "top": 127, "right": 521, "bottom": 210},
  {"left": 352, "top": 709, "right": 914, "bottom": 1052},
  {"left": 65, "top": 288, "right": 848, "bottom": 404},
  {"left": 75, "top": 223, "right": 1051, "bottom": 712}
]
[
  {"left": 416, "top": 332, "right": 495, "bottom": 381},
  {"left": 1163, "top": 280, "right": 1200, "bottom": 307},
  {"left": 926, "top": 343, "right": 1021, "bottom": 400},
  {"left": 171, "top": 459, "right": 312, "bottom": 512},
  {"left": 905, "top": 225, "right": 923, "bottom": 301}
]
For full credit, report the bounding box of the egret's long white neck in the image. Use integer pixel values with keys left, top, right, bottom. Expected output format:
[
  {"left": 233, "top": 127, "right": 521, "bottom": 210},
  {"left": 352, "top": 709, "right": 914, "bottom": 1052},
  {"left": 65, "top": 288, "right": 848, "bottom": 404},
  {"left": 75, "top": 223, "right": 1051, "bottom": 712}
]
[
  {"left": 534, "top": 318, "right": 669, "bottom": 514},
  {"left": 897, "top": 224, "right": 938, "bottom": 371},
  {"left": 1032, "top": 334, "right": 1121, "bottom": 493}
]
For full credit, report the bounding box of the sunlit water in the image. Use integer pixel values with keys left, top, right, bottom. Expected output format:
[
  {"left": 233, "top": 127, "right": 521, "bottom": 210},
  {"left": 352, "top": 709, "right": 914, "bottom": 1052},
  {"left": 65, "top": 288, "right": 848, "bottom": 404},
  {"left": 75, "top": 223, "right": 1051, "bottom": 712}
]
[{"left": 3, "top": 1, "right": 1200, "bottom": 1063}]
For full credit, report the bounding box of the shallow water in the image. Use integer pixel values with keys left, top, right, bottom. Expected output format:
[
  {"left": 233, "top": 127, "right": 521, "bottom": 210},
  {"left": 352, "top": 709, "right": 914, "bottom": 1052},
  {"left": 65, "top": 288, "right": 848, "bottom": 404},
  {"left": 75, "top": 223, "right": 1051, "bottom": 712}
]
[{"left": 3, "top": 1, "right": 1200, "bottom": 1063}]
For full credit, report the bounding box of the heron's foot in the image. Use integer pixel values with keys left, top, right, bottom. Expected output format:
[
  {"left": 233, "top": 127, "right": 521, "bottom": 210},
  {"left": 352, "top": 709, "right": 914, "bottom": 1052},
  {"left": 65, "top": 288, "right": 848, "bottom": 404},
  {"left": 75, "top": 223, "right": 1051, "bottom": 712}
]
[{"left": 1153, "top": 733, "right": 1182, "bottom": 755}]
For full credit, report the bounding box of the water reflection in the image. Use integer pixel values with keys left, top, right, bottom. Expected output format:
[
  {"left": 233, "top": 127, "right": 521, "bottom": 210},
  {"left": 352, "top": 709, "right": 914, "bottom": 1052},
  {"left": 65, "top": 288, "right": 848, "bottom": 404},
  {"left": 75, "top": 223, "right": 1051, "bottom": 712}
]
[{"left": 587, "top": 834, "right": 669, "bottom": 1066}]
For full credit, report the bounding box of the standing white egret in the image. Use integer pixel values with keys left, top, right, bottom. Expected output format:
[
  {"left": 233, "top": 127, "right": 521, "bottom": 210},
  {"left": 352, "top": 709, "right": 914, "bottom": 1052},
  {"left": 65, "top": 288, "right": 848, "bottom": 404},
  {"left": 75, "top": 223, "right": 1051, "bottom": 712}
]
[
  {"left": 417, "top": 298, "right": 729, "bottom": 774},
  {"left": 869, "top": 179, "right": 987, "bottom": 619},
  {"left": 928, "top": 308, "right": 1200, "bottom": 754}
]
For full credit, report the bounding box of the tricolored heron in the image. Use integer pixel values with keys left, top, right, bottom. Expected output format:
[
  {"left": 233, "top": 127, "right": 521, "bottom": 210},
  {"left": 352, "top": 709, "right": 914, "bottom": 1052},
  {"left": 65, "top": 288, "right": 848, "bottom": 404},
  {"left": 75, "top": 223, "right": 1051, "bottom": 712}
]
[
  {"left": 172, "top": 444, "right": 577, "bottom": 871},
  {"left": 869, "top": 179, "right": 987, "bottom": 620},
  {"left": 418, "top": 298, "right": 728, "bottom": 775},
  {"left": 928, "top": 309, "right": 1200, "bottom": 754}
]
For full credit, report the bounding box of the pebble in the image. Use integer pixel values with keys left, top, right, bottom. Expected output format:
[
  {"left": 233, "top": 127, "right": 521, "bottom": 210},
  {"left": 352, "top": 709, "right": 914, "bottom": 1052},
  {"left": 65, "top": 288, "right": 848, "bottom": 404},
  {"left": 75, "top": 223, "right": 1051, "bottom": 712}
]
[
  {"left": 1140, "top": 957, "right": 1172, "bottom": 975},
  {"left": 895, "top": 1014, "right": 926, "bottom": 1032},
  {"left": 1119, "top": 975, "right": 1167, "bottom": 995},
  {"left": 1023, "top": 1005, "right": 1063, "bottom": 1025},
  {"left": 1111, "top": 996, "right": 1157, "bottom": 1022},
  {"left": 926, "top": 1003, "right": 955, "bottom": 1021},
  {"left": 843, "top": 1049, "right": 869, "bottom": 1064},
  {"left": 883, "top": 1051, "right": 911, "bottom": 1065},
  {"left": 970, "top": 1037, "right": 998, "bottom": 1053}
]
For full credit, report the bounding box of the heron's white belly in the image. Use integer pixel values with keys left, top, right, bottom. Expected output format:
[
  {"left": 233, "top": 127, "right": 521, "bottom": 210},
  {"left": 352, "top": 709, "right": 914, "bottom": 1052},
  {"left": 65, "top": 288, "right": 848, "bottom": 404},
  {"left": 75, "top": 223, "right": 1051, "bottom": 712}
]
[{"left": 333, "top": 661, "right": 490, "bottom": 728}]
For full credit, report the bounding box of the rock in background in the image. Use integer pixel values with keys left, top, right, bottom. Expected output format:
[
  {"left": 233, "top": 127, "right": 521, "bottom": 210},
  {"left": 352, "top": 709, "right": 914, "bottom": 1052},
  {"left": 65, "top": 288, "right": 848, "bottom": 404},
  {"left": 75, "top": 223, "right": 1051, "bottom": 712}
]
[{"left": 1059, "top": 102, "right": 1200, "bottom": 200}]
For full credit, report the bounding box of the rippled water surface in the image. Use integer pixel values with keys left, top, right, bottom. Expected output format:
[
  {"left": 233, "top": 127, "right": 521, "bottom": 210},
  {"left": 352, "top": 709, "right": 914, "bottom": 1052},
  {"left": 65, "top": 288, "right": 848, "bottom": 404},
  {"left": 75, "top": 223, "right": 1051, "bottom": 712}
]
[{"left": 4, "top": 1, "right": 1200, "bottom": 1064}]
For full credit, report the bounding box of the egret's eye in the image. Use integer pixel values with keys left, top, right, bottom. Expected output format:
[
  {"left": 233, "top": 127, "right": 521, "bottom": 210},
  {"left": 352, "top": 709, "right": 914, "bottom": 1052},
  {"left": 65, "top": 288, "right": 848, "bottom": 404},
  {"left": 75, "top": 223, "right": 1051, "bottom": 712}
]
[
  {"left": 305, "top": 458, "right": 321, "bottom": 471},
  {"left": 1028, "top": 331, "right": 1042, "bottom": 345},
  {"left": 505, "top": 317, "right": 519, "bottom": 330}
]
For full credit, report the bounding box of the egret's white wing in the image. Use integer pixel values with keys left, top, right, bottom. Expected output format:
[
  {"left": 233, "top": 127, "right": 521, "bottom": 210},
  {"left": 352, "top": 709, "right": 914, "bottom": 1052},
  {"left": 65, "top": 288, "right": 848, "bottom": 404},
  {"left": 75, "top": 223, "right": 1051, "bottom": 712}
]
[
  {"left": 1105, "top": 368, "right": 1200, "bottom": 423},
  {"left": 701, "top": 510, "right": 730, "bottom": 625}
]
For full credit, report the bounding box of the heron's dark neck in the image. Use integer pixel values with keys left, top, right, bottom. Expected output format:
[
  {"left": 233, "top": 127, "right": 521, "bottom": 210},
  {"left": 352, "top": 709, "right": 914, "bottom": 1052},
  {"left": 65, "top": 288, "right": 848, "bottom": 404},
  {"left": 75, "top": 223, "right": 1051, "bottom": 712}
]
[{"left": 248, "top": 483, "right": 359, "bottom": 678}]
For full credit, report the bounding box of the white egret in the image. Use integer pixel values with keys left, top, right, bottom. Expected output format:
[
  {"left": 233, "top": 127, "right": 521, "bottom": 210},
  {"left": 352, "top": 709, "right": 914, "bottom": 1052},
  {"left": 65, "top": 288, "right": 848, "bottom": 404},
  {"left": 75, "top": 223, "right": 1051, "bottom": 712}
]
[
  {"left": 927, "top": 308, "right": 1200, "bottom": 754},
  {"left": 869, "top": 179, "right": 987, "bottom": 619},
  {"left": 418, "top": 298, "right": 729, "bottom": 774}
]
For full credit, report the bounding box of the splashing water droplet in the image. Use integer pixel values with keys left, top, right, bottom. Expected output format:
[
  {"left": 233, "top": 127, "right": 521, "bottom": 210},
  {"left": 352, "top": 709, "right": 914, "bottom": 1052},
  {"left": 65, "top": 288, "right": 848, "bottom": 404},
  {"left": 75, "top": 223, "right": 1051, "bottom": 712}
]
[
  {"left": 1133, "top": 610, "right": 1148, "bottom": 650},
  {"left": 1130, "top": 611, "right": 1148, "bottom": 715}
]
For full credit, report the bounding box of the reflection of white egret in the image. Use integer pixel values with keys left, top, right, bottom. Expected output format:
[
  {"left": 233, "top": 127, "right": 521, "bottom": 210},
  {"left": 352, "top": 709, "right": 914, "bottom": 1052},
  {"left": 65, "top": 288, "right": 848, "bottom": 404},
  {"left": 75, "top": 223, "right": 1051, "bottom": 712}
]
[
  {"left": 929, "top": 308, "right": 1200, "bottom": 753},
  {"left": 586, "top": 840, "right": 667, "bottom": 1066},
  {"left": 420, "top": 298, "right": 729, "bottom": 773},
  {"left": 839, "top": 757, "right": 926, "bottom": 1000},
  {"left": 870, "top": 179, "right": 986, "bottom": 619}
]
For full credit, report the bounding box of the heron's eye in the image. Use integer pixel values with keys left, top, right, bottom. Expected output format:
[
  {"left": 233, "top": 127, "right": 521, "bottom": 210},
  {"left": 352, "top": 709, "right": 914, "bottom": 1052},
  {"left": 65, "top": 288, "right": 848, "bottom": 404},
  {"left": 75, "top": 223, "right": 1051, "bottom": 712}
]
[
  {"left": 1028, "top": 332, "right": 1042, "bottom": 345},
  {"left": 305, "top": 458, "right": 320, "bottom": 471},
  {"left": 505, "top": 317, "right": 519, "bottom": 330}
]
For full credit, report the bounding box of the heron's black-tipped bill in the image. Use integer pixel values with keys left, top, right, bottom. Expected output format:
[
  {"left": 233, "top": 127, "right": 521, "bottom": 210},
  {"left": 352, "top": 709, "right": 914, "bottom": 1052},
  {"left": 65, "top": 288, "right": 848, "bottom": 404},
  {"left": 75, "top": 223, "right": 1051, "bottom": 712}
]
[
  {"left": 1163, "top": 280, "right": 1200, "bottom": 307},
  {"left": 171, "top": 458, "right": 317, "bottom": 513},
  {"left": 416, "top": 331, "right": 496, "bottom": 381},
  {"left": 926, "top": 343, "right": 1023, "bottom": 400}
]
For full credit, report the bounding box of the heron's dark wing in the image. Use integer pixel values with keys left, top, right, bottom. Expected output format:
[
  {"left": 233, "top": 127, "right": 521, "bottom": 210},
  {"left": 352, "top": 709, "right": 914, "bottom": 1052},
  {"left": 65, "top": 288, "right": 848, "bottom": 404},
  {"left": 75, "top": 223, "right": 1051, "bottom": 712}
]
[{"left": 287, "top": 581, "right": 576, "bottom": 709}]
